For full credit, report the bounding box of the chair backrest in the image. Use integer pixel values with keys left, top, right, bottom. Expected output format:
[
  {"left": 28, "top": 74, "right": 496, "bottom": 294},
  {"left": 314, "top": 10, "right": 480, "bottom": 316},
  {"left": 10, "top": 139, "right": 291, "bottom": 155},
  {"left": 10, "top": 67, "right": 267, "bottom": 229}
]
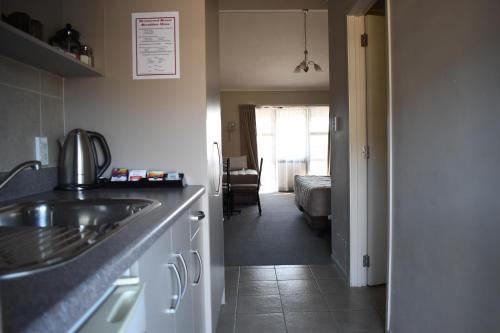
[
  {"left": 257, "top": 158, "right": 263, "bottom": 190},
  {"left": 223, "top": 157, "right": 231, "bottom": 185}
]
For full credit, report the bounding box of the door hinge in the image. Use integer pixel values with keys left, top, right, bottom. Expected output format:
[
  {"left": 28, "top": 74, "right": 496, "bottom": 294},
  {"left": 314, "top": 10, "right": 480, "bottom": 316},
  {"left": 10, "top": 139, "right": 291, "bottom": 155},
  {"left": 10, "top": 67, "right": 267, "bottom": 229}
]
[
  {"left": 362, "top": 145, "right": 370, "bottom": 159},
  {"left": 363, "top": 255, "right": 370, "bottom": 267},
  {"left": 361, "top": 33, "right": 368, "bottom": 47}
]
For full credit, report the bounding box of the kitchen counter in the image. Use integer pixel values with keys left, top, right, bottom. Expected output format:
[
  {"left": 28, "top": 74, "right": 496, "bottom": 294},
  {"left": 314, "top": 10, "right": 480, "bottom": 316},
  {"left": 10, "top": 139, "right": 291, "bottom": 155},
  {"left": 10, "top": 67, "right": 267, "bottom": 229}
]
[{"left": 0, "top": 186, "right": 205, "bottom": 333}]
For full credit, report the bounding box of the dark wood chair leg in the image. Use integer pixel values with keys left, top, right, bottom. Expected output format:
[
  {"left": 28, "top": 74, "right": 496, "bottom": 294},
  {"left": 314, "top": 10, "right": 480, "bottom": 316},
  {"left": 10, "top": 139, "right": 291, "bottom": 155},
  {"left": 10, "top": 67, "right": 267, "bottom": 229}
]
[
  {"left": 257, "top": 192, "right": 262, "bottom": 216},
  {"left": 225, "top": 193, "right": 230, "bottom": 220},
  {"left": 230, "top": 190, "right": 234, "bottom": 215}
]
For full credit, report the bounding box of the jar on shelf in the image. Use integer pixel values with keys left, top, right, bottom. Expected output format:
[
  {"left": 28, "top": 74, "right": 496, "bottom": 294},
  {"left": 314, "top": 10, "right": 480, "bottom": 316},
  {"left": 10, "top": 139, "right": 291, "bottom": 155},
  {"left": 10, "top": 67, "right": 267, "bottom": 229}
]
[{"left": 80, "top": 44, "right": 94, "bottom": 66}]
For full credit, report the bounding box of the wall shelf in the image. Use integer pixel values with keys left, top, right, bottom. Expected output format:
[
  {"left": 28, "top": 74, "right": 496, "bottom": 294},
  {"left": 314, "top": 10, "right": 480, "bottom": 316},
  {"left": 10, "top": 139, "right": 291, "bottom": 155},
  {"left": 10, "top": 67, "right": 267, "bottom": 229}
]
[{"left": 0, "top": 20, "right": 103, "bottom": 78}]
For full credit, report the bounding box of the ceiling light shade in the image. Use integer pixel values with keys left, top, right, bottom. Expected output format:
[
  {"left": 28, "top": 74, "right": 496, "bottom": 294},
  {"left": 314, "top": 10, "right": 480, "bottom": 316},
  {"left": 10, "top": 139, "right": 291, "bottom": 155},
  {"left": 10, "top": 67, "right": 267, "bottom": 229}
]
[{"left": 294, "top": 9, "right": 322, "bottom": 73}]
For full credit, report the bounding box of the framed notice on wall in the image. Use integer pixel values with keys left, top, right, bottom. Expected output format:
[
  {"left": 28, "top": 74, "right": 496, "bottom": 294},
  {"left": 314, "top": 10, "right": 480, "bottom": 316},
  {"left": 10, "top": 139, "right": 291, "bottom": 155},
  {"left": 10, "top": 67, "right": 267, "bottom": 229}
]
[{"left": 132, "top": 12, "right": 180, "bottom": 80}]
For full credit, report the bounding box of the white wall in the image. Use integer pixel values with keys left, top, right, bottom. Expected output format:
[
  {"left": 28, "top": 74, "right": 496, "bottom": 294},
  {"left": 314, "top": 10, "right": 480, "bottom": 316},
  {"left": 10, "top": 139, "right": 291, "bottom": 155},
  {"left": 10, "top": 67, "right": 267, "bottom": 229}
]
[
  {"left": 64, "top": 0, "right": 208, "bottom": 186},
  {"left": 328, "top": 0, "right": 351, "bottom": 279}
]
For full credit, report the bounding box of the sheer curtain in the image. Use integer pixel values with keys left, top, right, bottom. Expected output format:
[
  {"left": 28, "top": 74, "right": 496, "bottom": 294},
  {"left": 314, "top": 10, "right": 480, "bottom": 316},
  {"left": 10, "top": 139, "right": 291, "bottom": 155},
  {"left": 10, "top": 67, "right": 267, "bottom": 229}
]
[
  {"left": 275, "top": 107, "right": 308, "bottom": 191},
  {"left": 256, "top": 106, "right": 329, "bottom": 192}
]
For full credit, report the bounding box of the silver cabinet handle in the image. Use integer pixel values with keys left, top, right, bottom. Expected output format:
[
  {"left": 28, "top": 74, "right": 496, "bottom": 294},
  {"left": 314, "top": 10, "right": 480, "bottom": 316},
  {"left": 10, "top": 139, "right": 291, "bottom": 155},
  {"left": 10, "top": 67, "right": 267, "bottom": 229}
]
[
  {"left": 114, "top": 276, "right": 140, "bottom": 287},
  {"left": 190, "top": 211, "right": 205, "bottom": 221},
  {"left": 165, "top": 263, "right": 182, "bottom": 314},
  {"left": 214, "top": 141, "right": 222, "bottom": 196},
  {"left": 192, "top": 250, "right": 203, "bottom": 286},
  {"left": 173, "top": 253, "right": 188, "bottom": 298}
]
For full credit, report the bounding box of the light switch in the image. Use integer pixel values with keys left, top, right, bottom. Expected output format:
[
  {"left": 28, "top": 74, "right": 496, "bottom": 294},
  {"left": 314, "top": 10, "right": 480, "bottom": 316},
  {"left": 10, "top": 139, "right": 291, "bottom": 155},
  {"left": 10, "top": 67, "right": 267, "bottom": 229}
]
[
  {"left": 35, "top": 137, "right": 49, "bottom": 165},
  {"left": 332, "top": 116, "right": 339, "bottom": 132}
]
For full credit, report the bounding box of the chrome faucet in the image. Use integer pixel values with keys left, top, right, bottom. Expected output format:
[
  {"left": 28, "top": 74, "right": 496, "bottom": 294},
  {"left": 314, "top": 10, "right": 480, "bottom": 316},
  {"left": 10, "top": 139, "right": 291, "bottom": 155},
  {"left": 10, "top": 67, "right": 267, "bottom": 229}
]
[{"left": 0, "top": 160, "right": 42, "bottom": 191}]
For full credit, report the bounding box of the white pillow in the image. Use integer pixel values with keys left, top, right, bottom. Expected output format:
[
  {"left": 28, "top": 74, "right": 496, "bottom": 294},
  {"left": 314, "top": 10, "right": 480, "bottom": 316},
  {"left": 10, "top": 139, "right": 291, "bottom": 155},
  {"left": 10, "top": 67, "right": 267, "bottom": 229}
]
[{"left": 229, "top": 155, "right": 247, "bottom": 171}]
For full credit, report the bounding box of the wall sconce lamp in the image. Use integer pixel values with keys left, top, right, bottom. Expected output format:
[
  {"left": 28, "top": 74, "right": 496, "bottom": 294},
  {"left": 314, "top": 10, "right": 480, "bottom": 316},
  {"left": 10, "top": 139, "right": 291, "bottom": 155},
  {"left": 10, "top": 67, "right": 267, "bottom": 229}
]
[{"left": 227, "top": 121, "right": 237, "bottom": 141}]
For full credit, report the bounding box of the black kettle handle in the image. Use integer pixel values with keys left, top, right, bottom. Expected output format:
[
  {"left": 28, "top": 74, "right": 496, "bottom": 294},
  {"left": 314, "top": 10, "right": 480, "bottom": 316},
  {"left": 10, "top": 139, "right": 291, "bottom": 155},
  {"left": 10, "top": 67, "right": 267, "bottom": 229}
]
[{"left": 87, "top": 131, "right": 112, "bottom": 178}]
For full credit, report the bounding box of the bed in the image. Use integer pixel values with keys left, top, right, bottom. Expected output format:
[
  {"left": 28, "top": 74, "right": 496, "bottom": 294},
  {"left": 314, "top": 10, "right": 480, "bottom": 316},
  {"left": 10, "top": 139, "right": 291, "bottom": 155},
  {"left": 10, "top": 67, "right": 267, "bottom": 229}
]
[{"left": 294, "top": 175, "right": 331, "bottom": 229}]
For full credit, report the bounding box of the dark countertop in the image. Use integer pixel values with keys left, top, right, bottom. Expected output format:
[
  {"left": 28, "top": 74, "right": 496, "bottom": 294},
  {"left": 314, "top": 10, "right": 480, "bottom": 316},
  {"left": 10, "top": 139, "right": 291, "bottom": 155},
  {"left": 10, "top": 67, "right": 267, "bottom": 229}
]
[{"left": 0, "top": 186, "right": 205, "bottom": 333}]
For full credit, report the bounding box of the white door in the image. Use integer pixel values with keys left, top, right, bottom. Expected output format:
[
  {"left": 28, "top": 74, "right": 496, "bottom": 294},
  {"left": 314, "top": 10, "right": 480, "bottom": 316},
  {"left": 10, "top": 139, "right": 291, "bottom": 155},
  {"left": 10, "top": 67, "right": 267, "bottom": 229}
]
[
  {"left": 206, "top": 109, "right": 224, "bottom": 331},
  {"left": 366, "top": 14, "right": 389, "bottom": 286},
  {"left": 207, "top": 138, "right": 224, "bottom": 330},
  {"left": 206, "top": 3, "right": 224, "bottom": 328}
]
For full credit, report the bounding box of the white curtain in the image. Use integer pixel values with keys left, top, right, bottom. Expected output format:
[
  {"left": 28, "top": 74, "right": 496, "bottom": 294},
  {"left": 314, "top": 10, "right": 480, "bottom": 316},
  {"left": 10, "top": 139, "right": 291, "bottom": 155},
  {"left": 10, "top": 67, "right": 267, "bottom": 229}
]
[
  {"left": 256, "top": 106, "right": 329, "bottom": 192},
  {"left": 277, "top": 160, "right": 307, "bottom": 191},
  {"left": 275, "top": 107, "right": 308, "bottom": 191}
]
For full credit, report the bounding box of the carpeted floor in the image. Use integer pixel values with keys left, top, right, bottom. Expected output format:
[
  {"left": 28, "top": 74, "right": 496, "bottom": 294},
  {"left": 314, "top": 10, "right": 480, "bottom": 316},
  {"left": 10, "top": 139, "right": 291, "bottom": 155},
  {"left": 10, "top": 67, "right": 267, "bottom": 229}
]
[{"left": 223, "top": 192, "right": 332, "bottom": 266}]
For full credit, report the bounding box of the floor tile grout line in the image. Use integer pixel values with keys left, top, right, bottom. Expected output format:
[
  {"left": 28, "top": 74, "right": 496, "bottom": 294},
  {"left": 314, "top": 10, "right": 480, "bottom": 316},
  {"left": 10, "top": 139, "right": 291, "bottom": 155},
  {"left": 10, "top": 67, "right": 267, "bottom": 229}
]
[
  {"left": 275, "top": 272, "right": 289, "bottom": 333},
  {"left": 309, "top": 265, "right": 347, "bottom": 332},
  {"left": 274, "top": 266, "right": 288, "bottom": 332},
  {"left": 232, "top": 266, "right": 240, "bottom": 333},
  {"left": 309, "top": 266, "right": 329, "bottom": 311}
]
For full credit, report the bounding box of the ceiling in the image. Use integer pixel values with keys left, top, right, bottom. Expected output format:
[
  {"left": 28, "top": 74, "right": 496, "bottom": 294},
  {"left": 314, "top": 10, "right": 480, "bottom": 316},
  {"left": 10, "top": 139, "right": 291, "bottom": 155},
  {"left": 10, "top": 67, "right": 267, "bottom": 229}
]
[
  {"left": 219, "top": 0, "right": 328, "bottom": 11},
  {"left": 219, "top": 10, "right": 329, "bottom": 91}
]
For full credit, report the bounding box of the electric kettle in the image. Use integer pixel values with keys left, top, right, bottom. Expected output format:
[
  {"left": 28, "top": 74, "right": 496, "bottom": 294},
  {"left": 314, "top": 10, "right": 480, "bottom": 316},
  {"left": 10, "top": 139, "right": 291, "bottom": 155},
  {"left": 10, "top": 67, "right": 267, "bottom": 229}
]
[{"left": 58, "top": 129, "right": 111, "bottom": 190}]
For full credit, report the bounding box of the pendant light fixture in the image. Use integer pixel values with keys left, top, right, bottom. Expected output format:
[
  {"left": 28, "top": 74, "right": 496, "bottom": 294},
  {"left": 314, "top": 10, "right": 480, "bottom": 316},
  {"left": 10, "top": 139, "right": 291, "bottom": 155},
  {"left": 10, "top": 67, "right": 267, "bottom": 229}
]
[{"left": 294, "top": 9, "right": 322, "bottom": 73}]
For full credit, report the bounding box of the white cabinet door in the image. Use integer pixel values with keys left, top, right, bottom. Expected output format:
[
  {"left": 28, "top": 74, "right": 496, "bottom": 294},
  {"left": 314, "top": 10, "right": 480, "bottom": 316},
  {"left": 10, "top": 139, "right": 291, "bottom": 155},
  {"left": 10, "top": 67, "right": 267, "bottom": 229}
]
[
  {"left": 171, "top": 212, "right": 194, "bottom": 333},
  {"left": 190, "top": 227, "right": 205, "bottom": 333},
  {"left": 138, "top": 229, "right": 179, "bottom": 333}
]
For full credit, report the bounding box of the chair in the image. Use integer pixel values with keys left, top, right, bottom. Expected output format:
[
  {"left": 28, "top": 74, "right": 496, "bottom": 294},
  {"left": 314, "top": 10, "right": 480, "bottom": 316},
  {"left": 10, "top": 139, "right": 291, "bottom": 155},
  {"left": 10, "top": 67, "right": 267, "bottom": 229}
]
[
  {"left": 222, "top": 158, "right": 232, "bottom": 218},
  {"left": 230, "top": 158, "right": 263, "bottom": 216}
]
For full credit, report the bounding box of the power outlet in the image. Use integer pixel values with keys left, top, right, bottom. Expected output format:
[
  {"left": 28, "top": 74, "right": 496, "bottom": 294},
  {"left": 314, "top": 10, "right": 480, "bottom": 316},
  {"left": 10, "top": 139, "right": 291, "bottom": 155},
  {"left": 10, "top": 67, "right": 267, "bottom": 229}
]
[{"left": 35, "top": 137, "right": 49, "bottom": 166}]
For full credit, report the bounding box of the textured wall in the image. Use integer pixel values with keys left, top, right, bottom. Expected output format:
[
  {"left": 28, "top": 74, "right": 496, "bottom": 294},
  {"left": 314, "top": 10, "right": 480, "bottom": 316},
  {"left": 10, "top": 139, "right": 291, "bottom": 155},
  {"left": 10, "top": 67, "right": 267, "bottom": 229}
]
[
  {"left": 389, "top": 0, "right": 500, "bottom": 331},
  {"left": 0, "top": 56, "right": 64, "bottom": 171},
  {"left": 220, "top": 90, "right": 330, "bottom": 156}
]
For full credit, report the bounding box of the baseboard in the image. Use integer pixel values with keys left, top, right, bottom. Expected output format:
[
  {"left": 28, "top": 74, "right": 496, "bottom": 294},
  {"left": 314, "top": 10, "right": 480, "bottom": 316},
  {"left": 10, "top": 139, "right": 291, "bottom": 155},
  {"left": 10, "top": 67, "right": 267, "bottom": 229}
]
[
  {"left": 221, "top": 287, "right": 226, "bottom": 305},
  {"left": 331, "top": 253, "right": 349, "bottom": 281}
]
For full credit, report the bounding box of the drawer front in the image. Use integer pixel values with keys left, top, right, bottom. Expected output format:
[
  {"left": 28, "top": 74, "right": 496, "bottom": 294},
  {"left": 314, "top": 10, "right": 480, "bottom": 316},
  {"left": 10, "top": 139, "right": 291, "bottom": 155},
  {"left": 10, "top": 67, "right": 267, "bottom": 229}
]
[
  {"left": 171, "top": 211, "right": 194, "bottom": 333},
  {"left": 137, "top": 229, "right": 177, "bottom": 333}
]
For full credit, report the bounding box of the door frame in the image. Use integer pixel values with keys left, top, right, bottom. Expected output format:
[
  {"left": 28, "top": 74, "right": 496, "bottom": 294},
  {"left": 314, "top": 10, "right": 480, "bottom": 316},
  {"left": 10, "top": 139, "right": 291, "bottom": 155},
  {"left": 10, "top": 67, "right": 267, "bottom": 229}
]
[
  {"left": 386, "top": 0, "right": 394, "bottom": 329},
  {"left": 346, "top": 14, "right": 368, "bottom": 287},
  {"left": 346, "top": 0, "right": 393, "bottom": 330}
]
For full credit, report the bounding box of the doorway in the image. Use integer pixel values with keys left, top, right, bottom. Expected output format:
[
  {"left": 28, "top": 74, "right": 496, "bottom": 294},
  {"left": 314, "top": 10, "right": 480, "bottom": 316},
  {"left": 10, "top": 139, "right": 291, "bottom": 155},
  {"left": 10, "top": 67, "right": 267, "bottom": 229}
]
[
  {"left": 215, "top": 1, "right": 388, "bottom": 332},
  {"left": 218, "top": 7, "right": 332, "bottom": 267}
]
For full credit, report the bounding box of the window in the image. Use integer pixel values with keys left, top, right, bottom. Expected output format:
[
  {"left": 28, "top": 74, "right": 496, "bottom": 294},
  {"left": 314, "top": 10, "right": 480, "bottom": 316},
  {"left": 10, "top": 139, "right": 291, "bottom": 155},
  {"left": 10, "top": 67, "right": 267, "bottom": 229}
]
[
  {"left": 308, "top": 106, "right": 330, "bottom": 175},
  {"left": 256, "top": 106, "right": 329, "bottom": 192}
]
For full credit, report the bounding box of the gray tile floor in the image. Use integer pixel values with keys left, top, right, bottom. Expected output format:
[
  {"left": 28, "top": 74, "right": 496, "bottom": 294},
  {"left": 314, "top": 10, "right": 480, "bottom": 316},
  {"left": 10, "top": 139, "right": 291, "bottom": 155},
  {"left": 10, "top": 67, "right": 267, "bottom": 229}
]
[{"left": 217, "top": 265, "right": 386, "bottom": 333}]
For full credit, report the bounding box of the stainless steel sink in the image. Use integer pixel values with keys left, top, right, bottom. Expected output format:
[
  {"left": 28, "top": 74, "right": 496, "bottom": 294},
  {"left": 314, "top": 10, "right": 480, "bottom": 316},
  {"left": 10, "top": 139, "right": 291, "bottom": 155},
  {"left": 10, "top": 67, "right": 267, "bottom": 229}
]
[
  {"left": 0, "top": 198, "right": 160, "bottom": 279},
  {"left": 0, "top": 199, "right": 153, "bottom": 228}
]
